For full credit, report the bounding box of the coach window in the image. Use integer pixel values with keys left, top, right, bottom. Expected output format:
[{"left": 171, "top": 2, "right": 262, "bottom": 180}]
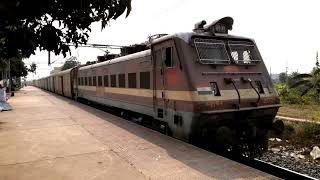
[
  {"left": 85, "top": 77, "right": 88, "bottom": 86},
  {"left": 111, "top": 75, "right": 116, "bottom": 87},
  {"left": 128, "top": 73, "right": 136, "bottom": 88},
  {"left": 81, "top": 77, "right": 84, "bottom": 86},
  {"left": 78, "top": 77, "right": 81, "bottom": 85},
  {"left": 163, "top": 47, "right": 174, "bottom": 68},
  {"left": 93, "top": 76, "right": 97, "bottom": 86},
  {"left": 104, "top": 75, "right": 109, "bottom": 87},
  {"left": 88, "top": 77, "right": 92, "bottom": 86},
  {"left": 140, "top": 71, "right": 150, "bottom": 89},
  {"left": 98, "top": 76, "right": 102, "bottom": 87},
  {"left": 118, "top": 74, "right": 125, "bottom": 88}
]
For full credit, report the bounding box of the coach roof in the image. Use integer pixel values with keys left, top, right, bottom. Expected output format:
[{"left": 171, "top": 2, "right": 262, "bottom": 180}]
[{"left": 79, "top": 49, "right": 151, "bottom": 71}]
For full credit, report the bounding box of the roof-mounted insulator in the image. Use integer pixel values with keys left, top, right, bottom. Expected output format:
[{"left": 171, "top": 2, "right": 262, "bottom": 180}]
[
  {"left": 204, "top": 16, "right": 234, "bottom": 35},
  {"left": 193, "top": 20, "right": 207, "bottom": 33}
]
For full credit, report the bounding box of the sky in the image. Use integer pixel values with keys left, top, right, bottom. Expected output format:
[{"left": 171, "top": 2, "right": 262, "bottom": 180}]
[{"left": 24, "top": 0, "right": 320, "bottom": 80}]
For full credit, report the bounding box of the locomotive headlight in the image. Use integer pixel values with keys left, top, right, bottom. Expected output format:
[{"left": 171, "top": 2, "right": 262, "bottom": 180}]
[
  {"left": 210, "top": 82, "right": 221, "bottom": 96},
  {"left": 214, "top": 24, "right": 227, "bottom": 34},
  {"left": 203, "top": 17, "right": 233, "bottom": 35}
]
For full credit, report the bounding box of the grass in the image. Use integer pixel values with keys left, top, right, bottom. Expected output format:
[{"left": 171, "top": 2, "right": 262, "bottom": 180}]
[
  {"left": 283, "top": 122, "right": 320, "bottom": 147},
  {"left": 277, "top": 104, "right": 320, "bottom": 122},
  {"left": 268, "top": 121, "right": 320, "bottom": 161}
]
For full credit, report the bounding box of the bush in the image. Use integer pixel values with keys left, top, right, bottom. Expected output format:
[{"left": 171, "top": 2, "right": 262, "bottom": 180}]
[
  {"left": 279, "top": 121, "right": 320, "bottom": 148},
  {"left": 275, "top": 83, "right": 319, "bottom": 105}
]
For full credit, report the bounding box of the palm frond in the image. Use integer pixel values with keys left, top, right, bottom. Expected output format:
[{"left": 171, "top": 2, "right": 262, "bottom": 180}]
[
  {"left": 300, "top": 86, "right": 313, "bottom": 96},
  {"left": 313, "top": 68, "right": 320, "bottom": 76},
  {"left": 292, "top": 73, "right": 312, "bottom": 79},
  {"left": 290, "top": 80, "right": 312, "bottom": 88}
]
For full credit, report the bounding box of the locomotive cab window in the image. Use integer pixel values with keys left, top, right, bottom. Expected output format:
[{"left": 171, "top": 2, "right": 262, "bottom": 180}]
[
  {"left": 194, "top": 38, "right": 229, "bottom": 64},
  {"left": 228, "top": 41, "right": 261, "bottom": 64},
  {"left": 163, "top": 47, "right": 174, "bottom": 67}
]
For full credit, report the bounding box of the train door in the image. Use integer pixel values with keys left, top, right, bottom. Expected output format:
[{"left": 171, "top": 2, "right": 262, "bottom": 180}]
[
  {"left": 61, "top": 76, "right": 64, "bottom": 96},
  {"left": 53, "top": 77, "right": 55, "bottom": 92},
  {"left": 46, "top": 78, "right": 49, "bottom": 90},
  {"left": 153, "top": 46, "right": 166, "bottom": 122},
  {"left": 70, "top": 67, "right": 79, "bottom": 100},
  {"left": 153, "top": 41, "right": 176, "bottom": 124},
  {"left": 153, "top": 40, "right": 185, "bottom": 138}
]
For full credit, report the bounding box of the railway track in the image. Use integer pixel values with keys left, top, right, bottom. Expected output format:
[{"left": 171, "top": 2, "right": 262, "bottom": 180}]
[{"left": 243, "top": 158, "right": 318, "bottom": 180}]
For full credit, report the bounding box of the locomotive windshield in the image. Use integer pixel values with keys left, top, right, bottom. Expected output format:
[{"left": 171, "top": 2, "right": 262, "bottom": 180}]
[
  {"left": 228, "top": 41, "right": 260, "bottom": 64},
  {"left": 194, "top": 38, "right": 261, "bottom": 65},
  {"left": 194, "top": 38, "right": 230, "bottom": 64}
]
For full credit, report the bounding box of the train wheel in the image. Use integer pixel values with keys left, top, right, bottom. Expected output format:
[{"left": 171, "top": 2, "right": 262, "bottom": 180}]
[
  {"left": 273, "top": 120, "right": 284, "bottom": 135},
  {"left": 215, "top": 126, "right": 234, "bottom": 152}
]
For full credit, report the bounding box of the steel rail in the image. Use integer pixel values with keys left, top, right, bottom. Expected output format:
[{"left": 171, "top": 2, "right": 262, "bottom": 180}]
[{"left": 246, "top": 158, "right": 318, "bottom": 180}]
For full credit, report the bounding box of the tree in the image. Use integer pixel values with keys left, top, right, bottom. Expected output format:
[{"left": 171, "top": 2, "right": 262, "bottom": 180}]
[
  {"left": 9, "top": 58, "right": 28, "bottom": 78},
  {"left": 61, "top": 56, "right": 80, "bottom": 71},
  {"left": 28, "top": 62, "right": 37, "bottom": 74},
  {"left": 290, "top": 68, "right": 320, "bottom": 97},
  {"left": 279, "top": 72, "right": 287, "bottom": 84},
  {"left": 1, "top": 56, "right": 28, "bottom": 78},
  {"left": 0, "top": 0, "right": 132, "bottom": 60},
  {"left": 287, "top": 71, "right": 299, "bottom": 86}
]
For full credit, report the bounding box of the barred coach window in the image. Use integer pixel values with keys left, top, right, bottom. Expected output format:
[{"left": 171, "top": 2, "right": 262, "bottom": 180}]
[
  {"left": 140, "top": 71, "right": 150, "bottom": 89},
  {"left": 98, "top": 76, "right": 102, "bottom": 87},
  {"left": 128, "top": 73, "right": 136, "bottom": 88},
  {"left": 104, "top": 75, "right": 109, "bottom": 87},
  {"left": 85, "top": 77, "right": 88, "bottom": 86},
  {"left": 88, "top": 77, "right": 92, "bottom": 86},
  {"left": 93, "top": 76, "right": 97, "bottom": 86},
  {"left": 110, "top": 75, "right": 116, "bottom": 87},
  {"left": 118, "top": 74, "right": 125, "bottom": 88}
]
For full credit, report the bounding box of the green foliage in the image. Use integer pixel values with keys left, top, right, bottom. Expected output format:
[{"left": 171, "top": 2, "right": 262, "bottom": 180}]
[
  {"left": 279, "top": 72, "right": 287, "bottom": 83},
  {"left": 276, "top": 83, "right": 304, "bottom": 104},
  {"left": 281, "top": 122, "right": 320, "bottom": 148},
  {"left": 0, "top": 57, "right": 31, "bottom": 78},
  {"left": 276, "top": 83, "right": 318, "bottom": 104},
  {"left": 276, "top": 67, "right": 320, "bottom": 105},
  {"left": 61, "top": 56, "right": 80, "bottom": 71},
  {"left": 9, "top": 58, "right": 28, "bottom": 77},
  {"left": 290, "top": 68, "right": 320, "bottom": 98},
  {"left": 0, "top": 0, "right": 132, "bottom": 60},
  {"left": 28, "top": 62, "right": 37, "bottom": 74}
]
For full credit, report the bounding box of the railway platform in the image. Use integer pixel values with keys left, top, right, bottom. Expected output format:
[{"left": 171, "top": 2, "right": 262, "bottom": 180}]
[{"left": 0, "top": 86, "right": 278, "bottom": 180}]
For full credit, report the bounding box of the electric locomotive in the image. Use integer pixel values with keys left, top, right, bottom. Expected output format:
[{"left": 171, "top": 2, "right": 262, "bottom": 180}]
[{"left": 34, "top": 17, "right": 282, "bottom": 157}]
